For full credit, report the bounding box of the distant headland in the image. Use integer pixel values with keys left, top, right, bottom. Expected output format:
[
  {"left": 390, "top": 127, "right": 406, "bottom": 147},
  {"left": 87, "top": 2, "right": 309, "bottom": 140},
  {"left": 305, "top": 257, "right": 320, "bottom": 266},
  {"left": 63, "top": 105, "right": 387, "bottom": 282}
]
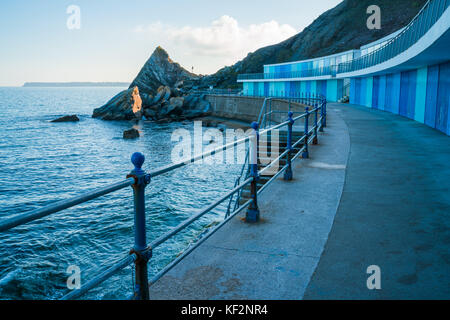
[{"left": 23, "top": 82, "right": 130, "bottom": 87}]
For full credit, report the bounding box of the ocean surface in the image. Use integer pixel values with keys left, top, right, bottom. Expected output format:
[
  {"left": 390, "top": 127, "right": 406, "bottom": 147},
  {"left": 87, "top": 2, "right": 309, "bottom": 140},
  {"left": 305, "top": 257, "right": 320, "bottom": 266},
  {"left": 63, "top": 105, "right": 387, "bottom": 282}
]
[{"left": 0, "top": 87, "right": 241, "bottom": 300}]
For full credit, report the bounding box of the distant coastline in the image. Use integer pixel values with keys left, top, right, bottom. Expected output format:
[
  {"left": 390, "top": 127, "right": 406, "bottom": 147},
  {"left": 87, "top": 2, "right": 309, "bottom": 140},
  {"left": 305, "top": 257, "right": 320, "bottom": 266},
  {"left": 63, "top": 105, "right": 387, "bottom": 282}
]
[{"left": 23, "top": 82, "right": 130, "bottom": 87}]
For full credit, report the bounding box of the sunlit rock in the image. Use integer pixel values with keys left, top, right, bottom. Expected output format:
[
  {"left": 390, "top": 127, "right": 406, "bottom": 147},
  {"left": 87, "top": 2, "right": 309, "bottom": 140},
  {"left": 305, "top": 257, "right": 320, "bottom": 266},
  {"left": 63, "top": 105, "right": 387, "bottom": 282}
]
[{"left": 92, "top": 86, "right": 142, "bottom": 120}]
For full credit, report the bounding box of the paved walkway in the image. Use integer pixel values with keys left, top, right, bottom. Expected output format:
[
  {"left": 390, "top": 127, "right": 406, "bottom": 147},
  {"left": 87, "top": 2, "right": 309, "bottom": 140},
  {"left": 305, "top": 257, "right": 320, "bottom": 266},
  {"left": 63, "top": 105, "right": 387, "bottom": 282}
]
[
  {"left": 151, "top": 104, "right": 350, "bottom": 299},
  {"left": 304, "top": 103, "right": 450, "bottom": 299},
  {"left": 151, "top": 103, "right": 450, "bottom": 299}
]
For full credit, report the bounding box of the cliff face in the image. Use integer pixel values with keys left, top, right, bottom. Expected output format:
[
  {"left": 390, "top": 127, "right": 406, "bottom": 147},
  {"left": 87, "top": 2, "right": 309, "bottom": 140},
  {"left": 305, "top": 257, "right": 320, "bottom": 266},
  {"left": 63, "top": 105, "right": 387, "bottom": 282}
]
[{"left": 203, "top": 0, "right": 427, "bottom": 88}]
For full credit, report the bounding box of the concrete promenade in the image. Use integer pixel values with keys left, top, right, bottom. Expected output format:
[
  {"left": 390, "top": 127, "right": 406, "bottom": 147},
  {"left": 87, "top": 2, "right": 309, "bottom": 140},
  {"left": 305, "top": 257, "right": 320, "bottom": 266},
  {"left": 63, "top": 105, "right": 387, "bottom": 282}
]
[
  {"left": 151, "top": 103, "right": 450, "bottom": 299},
  {"left": 304, "top": 103, "right": 450, "bottom": 299}
]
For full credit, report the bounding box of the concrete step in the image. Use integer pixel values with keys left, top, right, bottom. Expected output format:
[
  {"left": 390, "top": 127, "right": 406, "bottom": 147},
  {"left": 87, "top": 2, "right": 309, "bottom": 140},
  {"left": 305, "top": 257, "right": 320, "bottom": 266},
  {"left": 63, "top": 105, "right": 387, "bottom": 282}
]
[{"left": 259, "top": 157, "right": 287, "bottom": 165}]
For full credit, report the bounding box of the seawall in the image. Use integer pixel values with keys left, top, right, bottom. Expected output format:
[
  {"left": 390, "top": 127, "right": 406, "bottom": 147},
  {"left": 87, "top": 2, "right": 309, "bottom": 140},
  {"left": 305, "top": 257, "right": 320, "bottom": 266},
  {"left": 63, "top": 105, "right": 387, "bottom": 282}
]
[{"left": 205, "top": 95, "right": 307, "bottom": 123}]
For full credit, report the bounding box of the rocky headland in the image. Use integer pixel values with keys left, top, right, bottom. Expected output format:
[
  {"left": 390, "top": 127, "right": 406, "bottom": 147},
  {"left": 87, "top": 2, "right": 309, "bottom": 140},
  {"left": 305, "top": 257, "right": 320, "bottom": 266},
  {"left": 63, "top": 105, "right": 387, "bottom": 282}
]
[{"left": 92, "top": 47, "right": 213, "bottom": 122}]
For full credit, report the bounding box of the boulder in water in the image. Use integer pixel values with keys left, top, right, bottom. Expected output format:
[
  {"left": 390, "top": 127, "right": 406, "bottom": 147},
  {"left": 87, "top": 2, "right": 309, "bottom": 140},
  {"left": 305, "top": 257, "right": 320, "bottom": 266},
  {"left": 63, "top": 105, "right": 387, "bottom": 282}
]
[
  {"left": 51, "top": 115, "right": 80, "bottom": 122},
  {"left": 123, "top": 128, "right": 140, "bottom": 139}
]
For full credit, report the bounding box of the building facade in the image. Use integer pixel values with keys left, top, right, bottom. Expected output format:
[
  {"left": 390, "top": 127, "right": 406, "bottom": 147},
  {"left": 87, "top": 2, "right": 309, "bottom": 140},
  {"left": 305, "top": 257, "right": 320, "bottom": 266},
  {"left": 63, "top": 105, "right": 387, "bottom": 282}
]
[{"left": 237, "top": 0, "right": 450, "bottom": 135}]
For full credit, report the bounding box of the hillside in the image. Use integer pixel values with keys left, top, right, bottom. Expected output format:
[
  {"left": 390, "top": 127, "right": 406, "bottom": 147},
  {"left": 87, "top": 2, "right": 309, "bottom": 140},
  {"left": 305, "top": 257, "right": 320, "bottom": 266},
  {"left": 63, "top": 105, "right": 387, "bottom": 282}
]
[{"left": 202, "top": 0, "right": 427, "bottom": 88}]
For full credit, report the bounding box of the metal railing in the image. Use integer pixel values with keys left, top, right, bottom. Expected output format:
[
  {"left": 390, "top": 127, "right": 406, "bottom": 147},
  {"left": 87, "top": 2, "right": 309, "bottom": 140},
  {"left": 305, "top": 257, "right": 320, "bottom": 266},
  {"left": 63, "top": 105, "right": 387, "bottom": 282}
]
[
  {"left": 237, "top": 66, "right": 337, "bottom": 81},
  {"left": 0, "top": 95, "right": 327, "bottom": 300},
  {"left": 236, "top": 0, "right": 449, "bottom": 81},
  {"left": 240, "top": 90, "right": 328, "bottom": 99},
  {"left": 190, "top": 88, "right": 243, "bottom": 96},
  {"left": 338, "top": 0, "right": 449, "bottom": 73},
  {"left": 226, "top": 93, "right": 326, "bottom": 217}
]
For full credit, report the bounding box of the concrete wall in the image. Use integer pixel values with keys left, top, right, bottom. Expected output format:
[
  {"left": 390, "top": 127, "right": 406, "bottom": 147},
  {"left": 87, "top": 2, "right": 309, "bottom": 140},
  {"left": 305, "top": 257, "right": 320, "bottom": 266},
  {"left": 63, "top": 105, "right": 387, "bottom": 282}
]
[
  {"left": 350, "top": 60, "right": 450, "bottom": 136},
  {"left": 205, "top": 95, "right": 306, "bottom": 123}
]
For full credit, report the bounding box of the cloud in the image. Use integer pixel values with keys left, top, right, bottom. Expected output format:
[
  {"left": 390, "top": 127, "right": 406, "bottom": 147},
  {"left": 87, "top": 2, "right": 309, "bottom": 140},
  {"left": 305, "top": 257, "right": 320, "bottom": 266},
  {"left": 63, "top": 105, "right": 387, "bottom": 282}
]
[{"left": 134, "top": 16, "right": 297, "bottom": 74}]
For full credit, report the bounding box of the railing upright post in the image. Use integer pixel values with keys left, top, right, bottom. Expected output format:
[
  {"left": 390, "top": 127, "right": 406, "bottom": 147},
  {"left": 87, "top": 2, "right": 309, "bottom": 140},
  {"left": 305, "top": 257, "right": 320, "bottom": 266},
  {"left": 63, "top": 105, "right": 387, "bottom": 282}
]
[
  {"left": 127, "top": 152, "right": 151, "bottom": 300},
  {"left": 246, "top": 122, "right": 260, "bottom": 223},
  {"left": 269, "top": 99, "right": 273, "bottom": 126},
  {"left": 302, "top": 107, "right": 310, "bottom": 159},
  {"left": 284, "top": 112, "right": 294, "bottom": 181},
  {"left": 320, "top": 101, "right": 325, "bottom": 132},
  {"left": 323, "top": 100, "right": 327, "bottom": 128},
  {"left": 313, "top": 107, "right": 318, "bottom": 145}
]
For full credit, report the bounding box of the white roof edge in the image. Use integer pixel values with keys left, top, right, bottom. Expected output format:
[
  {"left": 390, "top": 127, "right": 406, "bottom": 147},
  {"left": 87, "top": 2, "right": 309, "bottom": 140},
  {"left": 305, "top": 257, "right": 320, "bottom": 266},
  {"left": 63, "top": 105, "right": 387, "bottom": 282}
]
[
  {"left": 263, "top": 27, "right": 407, "bottom": 69},
  {"left": 360, "top": 27, "right": 406, "bottom": 50}
]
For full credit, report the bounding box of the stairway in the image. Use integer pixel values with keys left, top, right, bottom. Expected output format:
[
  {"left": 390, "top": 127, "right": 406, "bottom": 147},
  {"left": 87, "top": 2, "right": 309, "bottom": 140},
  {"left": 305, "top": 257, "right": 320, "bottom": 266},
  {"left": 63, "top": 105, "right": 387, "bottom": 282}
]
[{"left": 238, "top": 130, "right": 304, "bottom": 205}]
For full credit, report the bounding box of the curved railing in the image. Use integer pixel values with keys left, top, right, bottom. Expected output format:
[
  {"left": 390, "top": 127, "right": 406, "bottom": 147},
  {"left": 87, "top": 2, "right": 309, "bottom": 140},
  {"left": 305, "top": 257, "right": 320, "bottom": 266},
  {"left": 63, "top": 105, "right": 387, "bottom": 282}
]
[
  {"left": 237, "top": 66, "right": 337, "bottom": 81},
  {"left": 0, "top": 95, "right": 327, "bottom": 300},
  {"left": 191, "top": 88, "right": 243, "bottom": 96},
  {"left": 338, "top": 0, "right": 449, "bottom": 73}
]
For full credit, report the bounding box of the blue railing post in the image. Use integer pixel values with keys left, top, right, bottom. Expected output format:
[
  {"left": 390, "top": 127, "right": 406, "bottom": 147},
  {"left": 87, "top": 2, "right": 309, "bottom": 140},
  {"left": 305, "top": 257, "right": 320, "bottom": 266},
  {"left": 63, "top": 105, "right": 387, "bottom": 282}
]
[
  {"left": 284, "top": 112, "right": 294, "bottom": 181},
  {"left": 323, "top": 101, "right": 327, "bottom": 128},
  {"left": 302, "top": 107, "right": 310, "bottom": 159},
  {"left": 246, "top": 122, "right": 260, "bottom": 223},
  {"left": 313, "top": 106, "right": 318, "bottom": 145},
  {"left": 127, "top": 152, "right": 151, "bottom": 300},
  {"left": 320, "top": 101, "right": 325, "bottom": 132}
]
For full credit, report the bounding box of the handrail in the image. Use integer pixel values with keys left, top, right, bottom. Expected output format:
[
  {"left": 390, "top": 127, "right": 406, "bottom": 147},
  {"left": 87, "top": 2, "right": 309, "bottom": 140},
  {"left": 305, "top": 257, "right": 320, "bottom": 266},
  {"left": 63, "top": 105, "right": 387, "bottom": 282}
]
[
  {"left": 0, "top": 94, "right": 327, "bottom": 300},
  {"left": 148, "top": 177, "right": 253, "bottom": 250},
  {"left": 61, "top": 254, "right": 137, "bottom": 300},
  {"left": 0, "top": 178, "right": 135, "bottom": 233},
  {"left": 191, "top": 88, "right": 243, "bottom": 96},
  {"left": 226, "top": 93, "right": 325, "bottom": 216},
  {"left": 237, "top": 66, "right": 337, "bottom": 81}
]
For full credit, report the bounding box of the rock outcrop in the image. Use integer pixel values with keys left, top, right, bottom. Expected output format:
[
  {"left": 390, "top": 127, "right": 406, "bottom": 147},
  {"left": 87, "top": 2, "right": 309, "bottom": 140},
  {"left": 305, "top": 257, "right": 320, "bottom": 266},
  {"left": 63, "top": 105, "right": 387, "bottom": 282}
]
[
  {"left": 51, "top": 115, "right": 80, "bottom": 122},
  {"left": 142, "top": 86, "right": 211, "bottom": 121},
  {"left": 92, "top": 86, "right": 142, "bottom": 120},
  {"left": 93, "top": 48, "right": 211, "bottom": 122}
]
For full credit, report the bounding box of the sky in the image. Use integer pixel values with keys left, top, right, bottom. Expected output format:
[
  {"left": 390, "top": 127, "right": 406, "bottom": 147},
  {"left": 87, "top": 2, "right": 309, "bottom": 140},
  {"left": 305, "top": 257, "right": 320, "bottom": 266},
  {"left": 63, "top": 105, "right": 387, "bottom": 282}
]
[{"left": 0, "top": 0, "right": 342, "bottom": 86}]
